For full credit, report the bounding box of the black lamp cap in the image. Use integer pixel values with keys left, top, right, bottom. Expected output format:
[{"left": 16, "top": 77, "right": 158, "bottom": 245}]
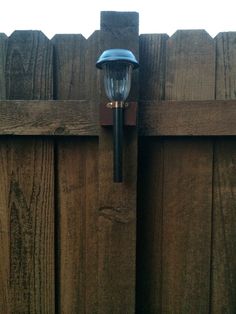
[{"left": 96, "top": 49, "right": 139, "bottom": 69}]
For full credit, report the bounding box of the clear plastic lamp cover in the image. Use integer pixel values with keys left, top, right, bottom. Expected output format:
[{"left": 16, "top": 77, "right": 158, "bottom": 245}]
[{"left": 103, "top": 62, "right": 132, "bottom": 101}]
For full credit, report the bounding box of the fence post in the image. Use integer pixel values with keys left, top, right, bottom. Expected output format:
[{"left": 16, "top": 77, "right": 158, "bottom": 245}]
[{"left": 98, "top": 11, "right": 139, "bottom": 313}]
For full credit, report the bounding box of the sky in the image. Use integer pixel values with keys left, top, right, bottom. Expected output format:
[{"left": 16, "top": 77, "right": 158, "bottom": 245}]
[{"left": 0, "top": 0, "right": 236, "bottom": 39}]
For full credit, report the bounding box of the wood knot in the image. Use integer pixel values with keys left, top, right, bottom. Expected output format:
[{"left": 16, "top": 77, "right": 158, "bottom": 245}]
[
  {"left": 54, "top": 126, "right": 66, "bottom": 135},
  {"left": 99, "top": 206, "right": 135, "bottom": 224}
]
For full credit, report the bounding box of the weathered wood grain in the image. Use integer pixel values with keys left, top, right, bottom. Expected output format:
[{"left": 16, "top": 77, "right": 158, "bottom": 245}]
[
  {"left": 98, "top": 11, "right": 139, "bottom": 313},
  {"left": 0, "top": 32, "right": 9, "bottom": 314},
  {"left": 0, "top": 30, "right": 55, "bottom": 313},
  {"left": 85, "top": 30, "right": 101, "bottom": 101},
  {"left": 0, "top": 138, "right": 54, "bottom": 313},
  {"left": 0, "top": 99, "right": 235, "bottom": 136},
  {"left": 161, "top": 30, "right": 215, "bottom": 312},
  {"left": 56, "top": 138, "right": 98, "bottom": 313},
  {"left": 139, "top": 34, "right": 168, "bottom": 100},
  {"left": 6, "top": 31, "right": 53, "bottom": 100},
  {"left": 136, "top": 33, "right": 167, "bottom": 313},
  {"left": 54, "top": 32, "right": 100, "bottom": 313},
  {"left": 162, "top": 139, "right": 213, "bottom": 313},
  {"left": 211, "top": 139, "right": 236, "bottom": 313},
  {"left": 0, "top": 33, "right": 7, "bottom": 100},
  {"left": 211, "top": 32, "right": 236, "bottom": 313},
  {"left": 139, "top": 100, "right": 236, "bottom": 136},
  {"left": 52, "top": 34, "right": 86, "bottom": 100},
  {"left": 216, "top": 32, "right": 236, "bottom": 100},
  {"left": 0, "top": 100, "right": 98, "bottom": 135},
  {"left": 165, "top": 30, "right": 215, "bottom": 100}
]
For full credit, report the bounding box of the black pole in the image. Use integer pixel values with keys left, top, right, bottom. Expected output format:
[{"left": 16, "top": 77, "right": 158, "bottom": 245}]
[{"left": 113, "top": 107, "right": 123, "bottom": 182}]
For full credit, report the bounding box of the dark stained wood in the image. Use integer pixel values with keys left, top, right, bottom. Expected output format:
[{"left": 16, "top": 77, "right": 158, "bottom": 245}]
[
  {"left": 54, "top": 32, "right": 100, "bottom": 313},
  {"left": 216, "top": 32, "right": 236, "bottom": 100},
  {"left": 0, "top": 137, "right": 54, "bottom": 313},
  {"left": 0, "top": 99, "right": 235, "bottom": 136},
  {"left": 0, "top": 31, "right": 55, "bottom": 313},
  {"left": 0, "top": 100, "right": 98, "bottom": 135},
  {"left": 56, "top": 138, "right": 98, "bottom": 313},
  {"left": 211, "top": 139, "right": 236, "bottom": 313},
  {"left": 139, "top": 34, "right": 168, "bottom": 101},
  {"left": 211, "top": 32, "right": 236, "bottom": 313},
  {"left": 165, "top": 30, "right": 215, "bottom": 100},
  {"left": 161, "top": 30, "right": 215, "bottom": 312},
  {"left": 0, "top": 34, "right": 7, "bottom": 100},
  {"left": 139, "top": 100, "right": 236, "bottom": 136},
  {"left": 136, "top": 32, "right": 168, "bottom": 313},
  {"left": 162, "top": 138, "right": 213, "bottom": 312},
  {"left": 6, "top": 31, "right": 53, "bottom": 100},
  {"left": 136, "top": 137, "right": 164, "bottom": 313},
  {"left": 98, "top": 11, "right": 139, "bottom": 313},
  {"left": 52, "top": 34, "right": 86, "bottom": 100},
  {"left": 85, "top": 30, "right": 101, "bottom": 102},
  {"left": 0, "top": 32, "right": 9, "bottom": 314}
]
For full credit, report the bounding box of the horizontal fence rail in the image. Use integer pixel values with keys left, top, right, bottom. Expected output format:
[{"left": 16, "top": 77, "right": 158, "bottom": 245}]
[{"left": 0, "top": 100, "right": 235, "bottom": 136}]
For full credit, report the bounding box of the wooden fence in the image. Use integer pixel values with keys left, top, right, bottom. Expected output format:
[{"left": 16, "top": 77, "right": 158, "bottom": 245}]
[{"left": 0, "top": 11, "right": 236, "bottom": 314}]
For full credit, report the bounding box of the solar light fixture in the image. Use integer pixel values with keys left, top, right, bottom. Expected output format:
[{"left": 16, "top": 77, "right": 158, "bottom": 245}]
[{"left": 96, "top": 49, "right": 139, "bottom": 182}]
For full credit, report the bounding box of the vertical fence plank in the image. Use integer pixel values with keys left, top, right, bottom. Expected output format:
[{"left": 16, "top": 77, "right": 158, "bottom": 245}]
[
  {"left": 212, "top": 139, "right": 236, "bottom": 313},
  {"left": 0, "top": 33, "right": 7, "bottom": 100},
  {"left": 6, "top": 31, "right": 53, "bottom": 100},
  {"left": 0, "top": 32, "right": 10, "bottom": 314},
  {"left": 162, "top": 30, "right": 215, "bottom": 312},
  {"left": 0, "top": 30, "right": 55, "bottom": 313},
  {"left": 98, "top": 12, "right": 139, "bottom": 313},
  {"left": 53, "top": 34, "right": 86, "bottom": 100},
  {"left": 136, "top": 33, "right": 168, "bottom": 313},
  {"left": 139, "top": 34, "right": 168, "bottom": 101},
  {"left": 212, "top": 32, "right": 236, "bottom": 313},
  {"left": 165, "top": 30, "right": 215, "bottom": 100},
  {"left": 137, "top": 137, "right": 164, "bottom": 313},
  {"left": 162, "top": 138, "right": 213, "bottom": 312},
  {"left": 53, "top": 33, "right": 99, "bottom": 313}
]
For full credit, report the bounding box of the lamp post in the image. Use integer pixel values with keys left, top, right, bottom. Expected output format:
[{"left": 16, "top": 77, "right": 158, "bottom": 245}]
[{"left": 96, "top": 49, "right": 139, "bottom": 182}]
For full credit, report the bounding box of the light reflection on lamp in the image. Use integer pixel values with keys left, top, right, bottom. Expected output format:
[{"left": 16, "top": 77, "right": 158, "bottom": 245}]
[{"left": 96, "top": 49, "right": 139, "bottom": 182}]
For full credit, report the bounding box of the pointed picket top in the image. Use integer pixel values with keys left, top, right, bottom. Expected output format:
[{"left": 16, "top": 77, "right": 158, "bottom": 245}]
[
  {"left": 139, "top": 33, "right": 169, "bottom": 101},
  {"left": 215, "top": 32, "right": 236, "bottom": 100},
  {"left": 0, "top": 33, "right": 7, "bottom": 100},
  {"left": 52, "top": 34, "right": 87, "bottom": 100},
  {"left": 166, "top": 29, "right": 215, "bottom": 100},
  {"left": 6, "top": 30, "right": 53, "bottom": 99},
  {"left": 85, "top": 30, "right": 101, "bottom": 101}
]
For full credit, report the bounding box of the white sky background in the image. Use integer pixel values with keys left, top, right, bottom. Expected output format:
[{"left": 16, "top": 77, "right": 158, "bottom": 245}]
[{"left": 0, "top": 0, "right": 236, "bottom": 39}]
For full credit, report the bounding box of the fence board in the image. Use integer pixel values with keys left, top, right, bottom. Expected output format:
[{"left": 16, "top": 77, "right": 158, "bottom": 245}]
[
  {"left": 137, "top": 137, "right": 164, "bottom": 313},
  {"left": 0, "top": 32, "right": 10, "bottom": 314},
  {"left": 56, "top": 138, "right": 98, "bottom": 313},
  {"left": 139, "top": 100, "right": 236, "bottom": 136},
  {"left": 0, "top": 100, "right": 98, "bottom": 135},
  {"left": 53, "top": 34, "right": 86, "bottom": 100},
  {"left": 162, "top": 138, "right": 213, "bottom": 312},
  {"left": 136, "top": 34, "right": 167, "bottom": 313},
  {"left": 98, "top": 12, "right": 139, "bottom": 313},
  {"left": 0, "top": 34, "right": 7, "bottom": 100},
  {"left": 53, "top": 32, "right": 100, "bottom": 313},
  {"left": 6, "top": 31, "right": 53, "bottom": 100},
  {"left": 139, "top": 34, "right": 168, "bottom": 101},
  {"left": 161, "top": 30, "right": 215, "bottom": 312},
  {"left": 0, "top": 31, "right": 55, "bottom": 313},
  {"left": 211, "top": 32, "right": 236, "bottom": 313},
  {"left": 212, "top": 139, "right": 236, "bottom": 313}
]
